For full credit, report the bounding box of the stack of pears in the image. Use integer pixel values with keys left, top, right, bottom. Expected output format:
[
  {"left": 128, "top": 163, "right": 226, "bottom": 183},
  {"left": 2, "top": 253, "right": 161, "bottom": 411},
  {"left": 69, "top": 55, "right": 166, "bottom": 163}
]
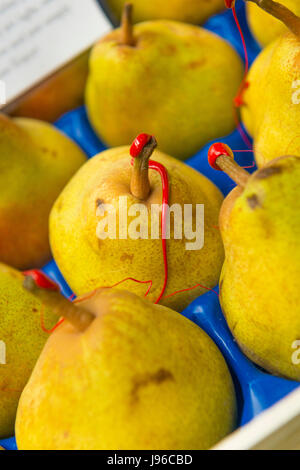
[
  {"left": 208, "top": 143, "right": 300, "bottom": 381},
  {"left": 107, "top": 0, "right": 225, "bottom": 25},
  {"left": 50, "top": 136, "right": 224, "bottom": 312},
  {"left": 86, "top": 4, "right": 244, "bottom": 159},
  {"left": 0, "top": 265, "right": 58, "bottom": 437},
  {"left": 242, "top": 0, "right": 300, "bottom": 165},
  {"left": 0, "top": 114, "right": 86, "bottom": 270},
  {"left": 247, "top": 0, "right": 300, "bottom": 47},
  {"left": 16, "top": 281, "right": 237, "bottom": 450}
]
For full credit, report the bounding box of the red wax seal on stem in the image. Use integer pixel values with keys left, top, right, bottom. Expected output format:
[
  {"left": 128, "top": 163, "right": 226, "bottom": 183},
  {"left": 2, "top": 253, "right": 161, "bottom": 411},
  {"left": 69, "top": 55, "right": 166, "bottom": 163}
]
[
  {"left": 130, "top": 133, "right": 152, "bottom": 158},
  {"left": 23, "top": 270, "right": 60, "bottom": 291},
  {"left": 208, "top": 143, "right": 234, "bottom": 171}
]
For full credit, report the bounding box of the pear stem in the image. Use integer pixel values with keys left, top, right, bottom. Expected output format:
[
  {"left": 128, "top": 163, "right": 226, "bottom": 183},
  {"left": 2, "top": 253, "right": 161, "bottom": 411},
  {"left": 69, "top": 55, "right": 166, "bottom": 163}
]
[
  {"left": 130, "top": 136, "right": 157, "bottom": 199},
  {"left": 23, "top": 276, "right": 95, "bottom": 332},
  {"left": 246, "top": 0, "right": 300, "bottom": 37},
  {"left": 121, "top": 3, "right": 135, "bottom": 46},
  {"left": 216, "top": 155, "right": 250, "bottom": 188}
]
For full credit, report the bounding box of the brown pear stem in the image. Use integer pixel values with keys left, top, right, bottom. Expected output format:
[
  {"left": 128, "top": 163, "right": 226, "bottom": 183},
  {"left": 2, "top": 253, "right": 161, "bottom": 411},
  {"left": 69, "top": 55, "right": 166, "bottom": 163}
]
[
  {"left": 217, "top": 155, "right": 250, "bottom": 188},
  {"left": 130, "top": 136, "right": 157, "bottom": 199},
  {"left": 121, "top": 3, "right": 135, "bottom": 46},
  {"left": 246, "top": 0, "right": 300, "bottom": 37},
  {"left": 23, "top": 276, "right": 95, "bottom": 332}
]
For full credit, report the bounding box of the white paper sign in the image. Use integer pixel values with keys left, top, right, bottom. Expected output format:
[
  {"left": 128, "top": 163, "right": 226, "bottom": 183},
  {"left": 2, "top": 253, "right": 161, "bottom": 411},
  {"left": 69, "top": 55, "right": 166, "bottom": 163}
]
[{"left": 0, "top": 0, "right": 112, "bottom": 106}]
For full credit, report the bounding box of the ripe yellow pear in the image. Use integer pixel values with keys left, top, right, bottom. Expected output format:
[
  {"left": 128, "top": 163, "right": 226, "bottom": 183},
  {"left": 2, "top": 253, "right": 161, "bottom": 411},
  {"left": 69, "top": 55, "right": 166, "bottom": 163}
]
[
  {"left": 208, "top": 143, "right": 300, "bottom": 381},
  {"left": 0, "top": 114, "right": 86, "bottom": 270},
  {"left": 0, "top": 264, "right": 58, "bottom": 437},
  {"left": 247, "top": 0, "right": 300, "bottom": 47},
  {"left": 107, "top": 0, "right": 225, "bottom": 25},
  {"left": 86, "top": 5, "right": 244, "bottom": 160},
  {"left": 16, "top": 281, "right": 237, "bottom": 450},
  {"left": 242, "top": 0, "right": 300, "bottom": 166},
  {"left": 49, "top": 137, "right": 224, "bottom": 312}
]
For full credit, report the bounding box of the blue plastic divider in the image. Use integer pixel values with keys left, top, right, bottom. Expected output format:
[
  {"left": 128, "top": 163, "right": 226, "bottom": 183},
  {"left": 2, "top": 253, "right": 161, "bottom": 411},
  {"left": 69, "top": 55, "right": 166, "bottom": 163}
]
[{"left": 2, "top": 2, "right": 298, "bottom": 450}]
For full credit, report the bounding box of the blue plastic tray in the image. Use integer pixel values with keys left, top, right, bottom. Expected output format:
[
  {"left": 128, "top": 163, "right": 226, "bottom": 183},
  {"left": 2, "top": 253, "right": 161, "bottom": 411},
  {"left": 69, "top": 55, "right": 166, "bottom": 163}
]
[{"left": 2, "top": 2, "right": 298, "bottom": 450}]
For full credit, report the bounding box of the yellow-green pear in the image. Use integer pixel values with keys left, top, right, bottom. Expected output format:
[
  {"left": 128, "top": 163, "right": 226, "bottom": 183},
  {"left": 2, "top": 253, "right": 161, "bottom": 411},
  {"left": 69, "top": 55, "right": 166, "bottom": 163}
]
[
  {"left": 16, "top": 282, "right": 237, "bottom": 450},
  {"left": 247, "top": 0, "right": 300, "bottom": 47},
  {"left": 0, "top": 114, "right": 86, "bottom": 270},
  {"left": 208, "top": 143, "right": 300, "bottom": 381},
  {"left": 107, "top": 0, "right": 225, "bottom": 25},
  {"left": 0, "top": 264, "right": 58, "bottom": 437},
  {"left": 242, "top": 0, "right": 300, "bottom": 166},
  {"left": 49, "top": 137, "right": 224, "bottom": 312},
  {"left": 85, "top": 5, "right": 244, "bottom": 160}
]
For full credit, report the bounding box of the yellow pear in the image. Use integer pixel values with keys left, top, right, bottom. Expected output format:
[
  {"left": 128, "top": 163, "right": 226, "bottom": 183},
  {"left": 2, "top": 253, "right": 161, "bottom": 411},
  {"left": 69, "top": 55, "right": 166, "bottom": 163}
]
[
  {"left": 242, "top": 0, "right": 300, "bottom": 166},
  {"left": 208, "top": 142, "right": 300, "bottom": 381},
  {"left": 0, "top": 114, "right": 86, "bottom": 270},
  {"left": 16, "top": 281, "right": 237, "bottom": 450},
  {"left": 49, "top": 137, "right": 224, "bottom": 312},
  {"left": 0, "top": 264, "right": 58, "bottom": 437},
  {"left": 85, "top": 5, "right": 244, "bottom": 160},
  {"left": 247, "top": 0, "right": 300, "bottom": 47},
  {"left": 107, "top": 0, "right": 225, "bottom": 25}
]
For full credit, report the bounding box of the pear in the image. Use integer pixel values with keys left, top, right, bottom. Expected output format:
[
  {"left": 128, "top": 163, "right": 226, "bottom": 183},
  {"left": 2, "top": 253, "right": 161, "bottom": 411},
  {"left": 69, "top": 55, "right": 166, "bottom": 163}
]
[
  {"left": 0, "top": 114, "right": 86, "bottom": 270},
  {"left": 107, "top": 0, "right": 225, "bottom": 25},
  {"left": 16, "top": 279, "right": 237, "bottom": 450},
  {"left": 0, "top": 264, "right": 58, "bottom": 437},
  {"left": 208, "top": 142, "right": 300, "bottom": 381},
  {"left": 242, "top": 0, "right": 300, "bottom": 166},
  {"left": 247, "top": 0, "right": 300, "bottom": 47},
  {"left": 49, "top": 136, "right": 224, "bottom": 312},
  {"left": 85, "top": 5, "right": 244, "bottom": 160}
]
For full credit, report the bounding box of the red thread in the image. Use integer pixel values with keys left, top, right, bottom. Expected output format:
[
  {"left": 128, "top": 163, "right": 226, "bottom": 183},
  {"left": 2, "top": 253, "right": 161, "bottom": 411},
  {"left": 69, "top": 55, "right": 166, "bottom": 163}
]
[
  {"left": 164, "top": 283, "right": 219, "bottom": 299},
  {"left": 229, "top": 5, "right": 253, "bottom": 150}
]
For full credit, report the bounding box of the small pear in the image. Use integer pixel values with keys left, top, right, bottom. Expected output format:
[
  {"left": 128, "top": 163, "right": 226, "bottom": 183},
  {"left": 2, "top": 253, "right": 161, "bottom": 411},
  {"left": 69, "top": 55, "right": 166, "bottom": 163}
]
[
  {"left": 107, "top": 0, "right": 225, "bottom": 25},
  {"left": 247, "top": 0, "right": 300, "bottom": 47},
  {"left": 208, "top": 143, "right": 300, "bottom": 381},
  {"left": 0, "top": 265, "right": 58, "bottom": 437},
  {"left": 0, "top": 114, "right": 86, "bottom": 270},
  {"left": 242, "top": 0, "right": 300, "bottom": 165},
  {"left": 16, "top": 281, "right": 236, "bottom": 450},
  {"left": 85, "top": 4, "right": 244, "bottom": 160},
  {"left": 50, "top": 136, "right": 224, "bottom": 312}
]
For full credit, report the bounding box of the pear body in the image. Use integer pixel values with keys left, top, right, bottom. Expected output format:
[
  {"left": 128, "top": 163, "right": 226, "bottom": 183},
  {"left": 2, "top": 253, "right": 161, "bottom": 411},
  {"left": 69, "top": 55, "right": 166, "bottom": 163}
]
[
  {"left": 16, "top": 288, "right": 236, "bottom": 450},
  {"left": 86, "top": 21, "right": 243, "bottom": 160},
  {"left": 0, "top": 115, "right": 86, "bottom": 269},
  {"left": 0, "top": 263, "right": 58, "bottom": 437},
  {"left": 49, "top": 146, "right": 224, "bottom": 312},
  {"left": 242, "top": 33, "right": 300, "bottom": 166},
  {"left": 220, "top": 156, "right": 300, "bottom": 381},
  {"left": 107, "top": 0, "right": 225, "bottom": 25},
  {"left": 247, "top": 1, "right": 300, "bottom": 47}
]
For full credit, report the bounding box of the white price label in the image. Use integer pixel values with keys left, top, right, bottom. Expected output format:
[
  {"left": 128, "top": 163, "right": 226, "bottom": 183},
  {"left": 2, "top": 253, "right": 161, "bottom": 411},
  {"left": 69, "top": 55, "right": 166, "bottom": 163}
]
[{"left": 0, "top": 0, "right": 111, "bottom": 105}]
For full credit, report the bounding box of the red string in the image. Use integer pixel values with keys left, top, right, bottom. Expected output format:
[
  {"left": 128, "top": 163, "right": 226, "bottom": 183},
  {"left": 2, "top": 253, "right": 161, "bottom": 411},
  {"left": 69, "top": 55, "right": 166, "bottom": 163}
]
[
  {"left": 230, "top": 5, "right": 253, "bottom": 150},
  {"left": 164, "top": 283, "right": 219, "bottom": 299},
  {"left": 148, "top": 160, "right": 169, "bottom": 304}
]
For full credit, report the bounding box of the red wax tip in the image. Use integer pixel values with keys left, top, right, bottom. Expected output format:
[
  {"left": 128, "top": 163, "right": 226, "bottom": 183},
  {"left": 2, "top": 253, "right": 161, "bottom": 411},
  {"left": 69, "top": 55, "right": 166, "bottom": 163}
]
[
  {"left": 208, "top": 143, "right": 234, "bottom": 171},
  {"left": 224, "top": 0, "right": 235, "bottom": 8},
  {"left": 23, "top": 270, "right": 60, "bottom": 291},
  {"left": 130, "top": 133, "right": 152, "bottom": 158}
]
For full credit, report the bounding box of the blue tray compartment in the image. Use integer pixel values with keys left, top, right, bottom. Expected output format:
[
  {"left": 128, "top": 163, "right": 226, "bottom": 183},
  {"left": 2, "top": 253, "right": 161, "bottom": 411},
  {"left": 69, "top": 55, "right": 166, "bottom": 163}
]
[{"left": 1, "top": 2, "right": 298, "bottom": 450}]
